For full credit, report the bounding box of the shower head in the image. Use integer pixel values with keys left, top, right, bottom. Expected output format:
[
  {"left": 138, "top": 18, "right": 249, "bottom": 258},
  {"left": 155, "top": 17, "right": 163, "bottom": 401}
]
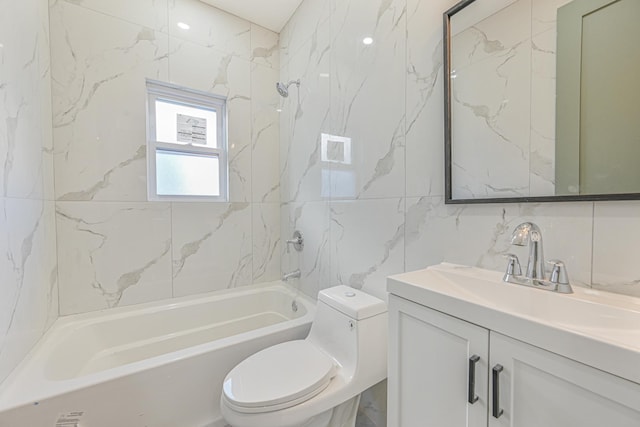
[{"left": 276, "top": 79, "right": 300, "bottom": 98}]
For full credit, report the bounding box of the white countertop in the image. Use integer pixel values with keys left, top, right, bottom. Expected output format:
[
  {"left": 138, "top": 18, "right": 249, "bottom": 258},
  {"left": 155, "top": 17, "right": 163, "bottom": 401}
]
[{"left": 388, "top": 263, "right": 640, "bottom": 385}]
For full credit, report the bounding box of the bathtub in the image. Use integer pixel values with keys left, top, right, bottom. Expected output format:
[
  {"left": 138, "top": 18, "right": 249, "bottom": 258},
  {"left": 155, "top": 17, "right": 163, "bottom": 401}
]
[{"left": 0, "top": 282, "right": 315, "bottom": 427}]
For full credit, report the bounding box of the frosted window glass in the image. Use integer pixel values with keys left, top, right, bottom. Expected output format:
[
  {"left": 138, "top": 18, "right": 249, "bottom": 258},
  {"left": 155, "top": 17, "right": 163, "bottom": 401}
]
[
  {"left": 155, "top": 100, "right": 218, "bottom": 147},
  {"left": 156, "top": 150, "right": 220, "bottom": 196}
]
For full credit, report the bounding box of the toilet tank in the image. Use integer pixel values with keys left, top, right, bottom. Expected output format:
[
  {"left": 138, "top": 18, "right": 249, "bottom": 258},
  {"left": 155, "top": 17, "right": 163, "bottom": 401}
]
[
  {"left": 307, "top": 286, "right": 387, "bottom": 383},
  {"left": 317, "top": 286, "right": 387, "bottom": 320}
]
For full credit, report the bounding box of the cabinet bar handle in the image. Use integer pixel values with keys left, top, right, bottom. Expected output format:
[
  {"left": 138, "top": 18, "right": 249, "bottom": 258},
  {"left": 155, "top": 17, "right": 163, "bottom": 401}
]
[
  {"left": 492, "top": 364, "right": 504, "bottom": 418},
  {"left": 468, "top": 355, "right": 480, "bottom": 404}
]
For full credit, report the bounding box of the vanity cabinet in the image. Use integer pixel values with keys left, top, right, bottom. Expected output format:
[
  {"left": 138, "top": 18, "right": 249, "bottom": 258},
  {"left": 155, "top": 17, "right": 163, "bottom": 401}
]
[
  {"left": 388, "top": 295, "right": 489, "bottom": 427},
  {"left": 489, "top": 332, "right": 640, "bottom": 427},
  {"left": 388, "top": 295, "right": 640, "bottom": 427}
]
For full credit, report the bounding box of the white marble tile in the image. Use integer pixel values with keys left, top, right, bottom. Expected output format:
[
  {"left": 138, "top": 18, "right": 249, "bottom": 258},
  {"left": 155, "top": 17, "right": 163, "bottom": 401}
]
[
  {"left": 450, "top": 0, "right": 539, "bottom": 200},
  {"left": 406, "top": 0, "right": 458, "bottom": 198},
  {"left": 39, "top": 0, "right": 56, "bottom": 202},
  {"left": 279, "top": 0, "right": 331, "bottom": 67},
  {"left": 330, "top": 0, "right": 407, "bottom": 200},
  {"left": 478, "top": 202, "right": 595, "bottom": 285},
  {"left": 530, "top": 29, "right": 556, "bottom": 196},
  {"left": 281, "top": 201, "right": 331, "bottom": 300},
  {"left": 168, "top": 0, "right": 250, "bottom": 59},
  {"left": 404, "top": 197, "right": 448, "bottom": 272},
  {"left": 1, "top": 89, "right": 47, "bottom": 199},
  {"left": 357, "top": 381, "right": 387, "bottom": 427},
  {"left": 56, "top": 201, "right": 172, "bottom": 315},
  {"left": 168, "top": 37, "right": 250, "bottom": 97},
  {"left": 330, "top": 199, "right": 405, "bottom": 302},
  {"left": 52, "top": 0, "right": 169, "bottom": 32},
  {"left": 405, "top": 198, "right": 594, "bottom": 287},
  {"left": 50, "top": 1, "right": 169, "bottom": 202},
  {"left": 171, "top": 202, "right": 252, "bottom": 297},
  {"left": 251, "top": 24, "right": 279, "bottom": 69},
  {"left": 0, "top": 199, "right": 58, "bottom": 383},
  {"left": 532, "top": 0, "right": 574, "bottom": 36},
  {"left": 451, "top": 0, "right": 532, "bottom": 70},
  {"left": 280, "top": 24, "right": 331, "bottom": 203},
  {"left": 451, "top": 39, "right": 531, "bottom": 199},
  {"left": 251, "top": 63, "right": 280, "bottom": 203},
  {"left": 0, "top": 0, "right": 58, "bottom": 385},
  {"left": 168, "top": 37, "right": 252, "bottom": 202},
  {"left": 43, "top": 201, "right": 59, "bottom": 331},
  {"left": 592, "top": 202, "right": 640, "bottom": 297},
  {"left": 252, "top": 203, "right": 281, "bottom": 283},
  {"left": 0, "top": 0, "right": 47, "bottom": 200}
]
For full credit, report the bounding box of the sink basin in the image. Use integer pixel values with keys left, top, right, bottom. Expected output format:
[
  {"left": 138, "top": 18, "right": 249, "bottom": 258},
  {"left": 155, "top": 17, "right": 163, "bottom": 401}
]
[{"left": 388, "top": 263, "right": 640, "bottom": 384}]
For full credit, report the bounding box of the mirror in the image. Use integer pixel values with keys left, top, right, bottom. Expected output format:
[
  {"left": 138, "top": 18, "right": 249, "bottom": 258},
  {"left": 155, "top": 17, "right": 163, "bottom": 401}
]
[{"left": 444, "top": 0, "right": 640, "bottom": 203}]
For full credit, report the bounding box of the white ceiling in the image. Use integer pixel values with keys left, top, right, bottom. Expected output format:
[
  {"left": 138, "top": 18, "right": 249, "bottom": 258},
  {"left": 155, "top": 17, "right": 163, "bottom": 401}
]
[{"left": 199, "top": 0, "right": 304, "bottom": 33}]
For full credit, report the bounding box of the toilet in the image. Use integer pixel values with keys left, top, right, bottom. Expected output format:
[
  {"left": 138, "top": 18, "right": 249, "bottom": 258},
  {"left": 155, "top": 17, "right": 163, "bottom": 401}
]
[{"left": 220, "top": 285, "right": 388, "bottom": 427}]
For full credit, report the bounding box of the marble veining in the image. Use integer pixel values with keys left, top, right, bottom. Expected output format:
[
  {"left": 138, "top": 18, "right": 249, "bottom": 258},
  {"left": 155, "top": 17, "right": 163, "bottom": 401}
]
[
  {"left": 330, "top": 0, "right": 407, "bottom": 200},
  {"left": 281, "top": 0, "right": 640, "bottom": 350},
  {"left": 1, "top": 201, "right": 44, "bottom": 348},
  {"left": 57, "top": 145, "right": 146, "bottom": 201},
  {"left": 330, "top": 199, "right": 404, "bottom": 302},
  {"left": 56, "top": 202, "right": 173, "bottom": 314},
  {"left": 281, "top": 201, "right": 331, "bottom": 299},
  {"left": 0, "top": 0, "right": 59, "bottom": 384},
  {"left": 251, "top": 24, "right": 280, "bottom": 69},
  {"left": 3, "top": 1, "right": 640, "bottom": 418},
  {"left": 51, "top": 0, "right": 169, "bottom": 202},
  {"left": 168, "top": 0, "right": 252, "bottom": 60},
  {"left": 172, "top": 203, "right": 249, "bottom": 279},
  {"left": 171, "top": 202, "right": 254, "bottom": 297},
  {"left": 47, "top": 0, "right": 281, "bottom": 314},
  {"left": 449, "top": 0, "right": 568, "bottom": 199},
  {"left": 252, "top": 203, "right": 281, "bottom": 282}
]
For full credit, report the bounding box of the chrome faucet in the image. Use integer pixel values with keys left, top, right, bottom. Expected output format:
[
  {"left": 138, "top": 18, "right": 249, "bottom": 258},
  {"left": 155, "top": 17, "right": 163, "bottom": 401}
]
[
  {"left": 503, "top": 222, "right": 573, "bottom": 294},
  {"left": 282, "top": 269, "right": 301, "bottom": 282},
  {"left": 510, "top": 222, "right": 544, "bottom": 280}
]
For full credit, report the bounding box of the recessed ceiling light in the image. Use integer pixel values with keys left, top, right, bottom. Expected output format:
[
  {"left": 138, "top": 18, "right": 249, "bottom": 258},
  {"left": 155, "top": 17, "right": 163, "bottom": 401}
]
[
  {"left": 362, "top": 37, "right": 374, "bottom": 45},
  {"left": 177, "top": 22, "right": 190, "bottom": 30}
]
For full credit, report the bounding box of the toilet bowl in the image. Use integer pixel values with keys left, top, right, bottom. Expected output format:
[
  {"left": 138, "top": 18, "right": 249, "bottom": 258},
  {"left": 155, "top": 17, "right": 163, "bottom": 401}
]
[{"left": 220, "top": 285, "right": 388, "bottom": 427}]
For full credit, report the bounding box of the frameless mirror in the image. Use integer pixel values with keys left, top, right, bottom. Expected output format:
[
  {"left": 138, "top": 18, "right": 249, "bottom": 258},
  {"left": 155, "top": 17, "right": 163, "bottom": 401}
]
[{"left": 444, "top": 0, "right": 640, "bottom": 203}]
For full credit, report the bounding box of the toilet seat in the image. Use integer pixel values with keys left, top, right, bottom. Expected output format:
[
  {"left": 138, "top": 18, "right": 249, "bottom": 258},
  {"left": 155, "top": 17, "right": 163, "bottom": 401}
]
[{"left": 222, "top": 340, "right": 336, "bottom": 414}]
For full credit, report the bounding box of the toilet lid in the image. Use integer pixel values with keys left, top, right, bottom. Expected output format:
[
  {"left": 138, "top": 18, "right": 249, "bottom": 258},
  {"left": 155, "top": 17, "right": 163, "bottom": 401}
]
[{"left": 222, "top": 340, "right": 336, "bottom": 412}]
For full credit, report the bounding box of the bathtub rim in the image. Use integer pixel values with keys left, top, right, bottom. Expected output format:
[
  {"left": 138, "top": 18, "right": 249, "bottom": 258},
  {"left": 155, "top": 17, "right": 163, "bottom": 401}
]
[{"left": 0, "top": 281, "right": 315, "bottom": 412}]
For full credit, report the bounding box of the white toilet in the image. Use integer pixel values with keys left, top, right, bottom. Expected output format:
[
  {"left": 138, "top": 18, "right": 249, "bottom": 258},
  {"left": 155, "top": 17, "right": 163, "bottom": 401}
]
[{"left": 220, "top": 285, "right": 388, "bottom": 427}]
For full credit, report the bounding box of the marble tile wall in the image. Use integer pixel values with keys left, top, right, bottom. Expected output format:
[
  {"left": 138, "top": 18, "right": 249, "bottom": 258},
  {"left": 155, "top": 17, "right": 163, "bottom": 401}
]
[
  {"left": 280, "top": 0, "right": 640, "bottom": 425},
  {"left": 0, "top": 0, "right": 58, "bottom": 383},
  {"left": 451, "top": 0, "right": 534, "bottom": 199},
  {"left": 50, "top": 0, "right": 281, "bottom": 315},
  {"left": 280, "top": 0, "right": 640, "bottom": 323}
]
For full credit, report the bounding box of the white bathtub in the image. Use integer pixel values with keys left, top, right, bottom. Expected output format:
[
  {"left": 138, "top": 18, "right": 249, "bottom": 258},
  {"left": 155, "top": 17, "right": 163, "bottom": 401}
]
[{"left": 0, "top": 282, "right": 315, "bottom": 427}]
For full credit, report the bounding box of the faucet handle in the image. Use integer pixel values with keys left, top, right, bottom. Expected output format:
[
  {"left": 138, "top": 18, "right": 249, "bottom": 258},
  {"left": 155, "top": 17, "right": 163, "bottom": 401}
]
[
  {"left": 285, "top": 230, "right": 304, "bottom": 252},
  {"left": 503, "top": 253, "right": 522, "bottom": 280},
  {"left": 547, "top": 260, "right": 569, "bottom": 284},
  {"left": 547, "top": 260, "right": 573, "bottom": 293}
]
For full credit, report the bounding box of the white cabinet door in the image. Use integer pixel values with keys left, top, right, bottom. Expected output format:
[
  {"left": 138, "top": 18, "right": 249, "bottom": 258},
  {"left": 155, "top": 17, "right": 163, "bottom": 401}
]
[
  {"left": 388, "top": 295, "right": 489, "bottom": 427},
  {"left": 489, "top": 332, "right": 640, "bottom": 427}
]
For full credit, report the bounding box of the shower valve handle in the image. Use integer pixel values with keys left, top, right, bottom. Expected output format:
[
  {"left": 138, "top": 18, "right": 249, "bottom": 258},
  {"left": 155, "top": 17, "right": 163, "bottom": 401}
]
[{"left": 286, "top": 231, "right": 304, "bottom": 252}]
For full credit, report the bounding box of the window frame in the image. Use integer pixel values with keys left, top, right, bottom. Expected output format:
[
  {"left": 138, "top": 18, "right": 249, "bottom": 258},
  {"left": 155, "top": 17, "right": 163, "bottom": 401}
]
[{"left": 146, "top": 79, "right": 229, "bottom": 202}]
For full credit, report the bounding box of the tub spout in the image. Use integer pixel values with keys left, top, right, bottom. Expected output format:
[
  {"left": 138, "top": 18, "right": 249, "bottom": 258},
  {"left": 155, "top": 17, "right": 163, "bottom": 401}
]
[{"left": 282, "top": 269, "right": 301, "bottom": 281}]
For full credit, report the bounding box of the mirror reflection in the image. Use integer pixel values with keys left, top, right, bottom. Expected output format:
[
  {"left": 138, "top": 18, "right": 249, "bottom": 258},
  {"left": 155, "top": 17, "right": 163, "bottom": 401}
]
[{"left": 446, "top": 0, "right": 640, "bottom": 202}]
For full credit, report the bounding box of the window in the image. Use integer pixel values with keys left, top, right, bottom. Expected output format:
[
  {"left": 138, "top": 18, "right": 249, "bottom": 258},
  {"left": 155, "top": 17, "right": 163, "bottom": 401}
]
[{"left": 146, "top": 80, "right": 228, "bottom": 201}]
